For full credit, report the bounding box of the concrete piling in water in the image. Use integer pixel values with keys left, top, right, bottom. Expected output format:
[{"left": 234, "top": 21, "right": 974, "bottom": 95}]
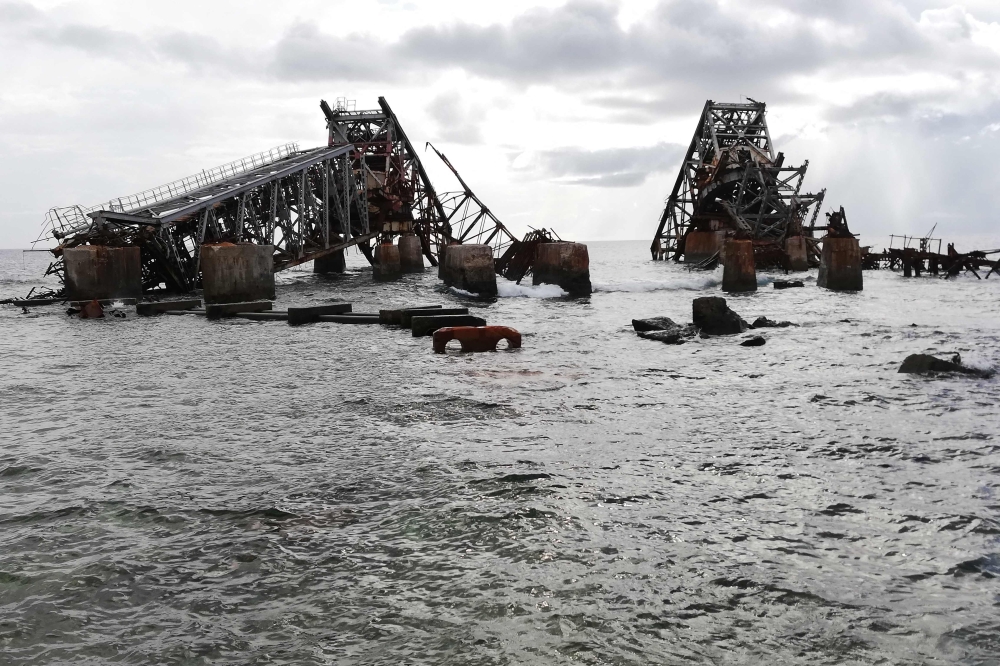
[
  {"left": 313, "top": 250, "right": 346, "bottom": 274},
  {"left": 721, "top": 240, "right": 757, "bottom": 293},
  {"left": 439, "top": 244, "right": 498, "bottom": 296},
  {"left": 785, "top": 236, "right": 809, "bottom": 271},
  {"left": 532, "top": 242, "right": 592, "bottom": 296},
  {"left": 373, "top": 244, "right": 402, "bottom": 282},
  {"left": 818, "top": 237, "right": 864, "bottom": 291},
  {"left": 398, "top": 234, "right": 425, "bottom": 273},
  {"left": 684, "top": 231, "right": 724, "bottom": 264},
  {"left": 200, "top": 244, "right": 275, "bottom": 304},
  {"left": 63, "top": 246, "right": 142, "bottom": 301}
]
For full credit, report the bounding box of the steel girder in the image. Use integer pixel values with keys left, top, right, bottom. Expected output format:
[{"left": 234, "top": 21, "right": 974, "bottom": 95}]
[{"left": 651, "top": 100, "right": 825, "bottom": 260}]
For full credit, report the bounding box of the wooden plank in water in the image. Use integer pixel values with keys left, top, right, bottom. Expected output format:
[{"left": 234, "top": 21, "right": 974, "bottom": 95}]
[
  {"left": 400, "top": 308, "right": 468, "bottom": 326},
  {"left": 316, "top": 314, "right": 380, "bottom": 324},
  {"left": 411, "top": 314, "right": 486, "bottom": 337}
]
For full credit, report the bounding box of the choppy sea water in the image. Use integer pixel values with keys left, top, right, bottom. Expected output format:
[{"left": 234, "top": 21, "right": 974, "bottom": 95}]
[{"left": 1, "top": 241, "right": 999, "bottom": 665}]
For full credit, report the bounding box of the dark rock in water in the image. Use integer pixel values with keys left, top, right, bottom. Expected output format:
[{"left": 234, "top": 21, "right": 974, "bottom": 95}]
[
  {"left": 632, "top": 316, "right": 678, "bottom": 332},
  {"left": 774, "top": 280, "right": 804, "bottom": 289},
  {"left": 637, "top": 325, "right": 698, "bottom": 345},
  {"left": 750, "top": 316, "right": 795, "bottom": 329},
  {"left": 741, "top": 336, "right": 766, "bottom": 347},
  {"left": 898, "top": 353, "right": 991, "bottom": 377},
  {"left": 692, "top": 296, "right": 747, "bottom": 336}
]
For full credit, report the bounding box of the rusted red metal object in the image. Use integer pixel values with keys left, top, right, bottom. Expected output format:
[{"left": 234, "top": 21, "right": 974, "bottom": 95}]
[
  {"left": 79, "top": 299, "right": 104, "bottom": 319},
  {"left": 433, "top": 326, "right": 521, "bottom": 353}
]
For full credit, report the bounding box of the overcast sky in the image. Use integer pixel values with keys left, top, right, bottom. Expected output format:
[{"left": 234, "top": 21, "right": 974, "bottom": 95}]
[{"left": 2, "top": 0, "right": 1000, "bottom": 248}]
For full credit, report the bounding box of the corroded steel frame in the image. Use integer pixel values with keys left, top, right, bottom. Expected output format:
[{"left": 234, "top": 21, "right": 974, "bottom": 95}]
[{"left": 651, "top": 100, "right": 825, "bottom": 260}]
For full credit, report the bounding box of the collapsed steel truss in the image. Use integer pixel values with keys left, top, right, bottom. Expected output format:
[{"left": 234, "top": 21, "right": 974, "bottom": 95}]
[
  {"left": 651, "top": 99, "right": 825, "bottom": 261},
  {"left": 38, "top": 97, "right": 533, "bottom": 295}
]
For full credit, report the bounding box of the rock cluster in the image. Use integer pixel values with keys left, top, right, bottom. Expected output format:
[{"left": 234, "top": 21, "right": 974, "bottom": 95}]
[{"left": 633, "top": 297, "right": 795, "bottom": 345}]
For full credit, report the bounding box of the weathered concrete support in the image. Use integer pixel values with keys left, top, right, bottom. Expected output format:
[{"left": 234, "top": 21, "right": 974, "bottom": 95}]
[
  {"left": 721, "top": 240, "right": 757, "bottom": 293},
  {"left": 411, "top": 314, "right": 488, "bottom": 337},
  {"left": 201, "top": 244, "right": 275, "bottom": 304},
  {"left": 785, "top": 236, "right": 809, "bottom": 271},
  {"left": 532, "top": 242, "right": 592, "bottom": 296},
  {"left": 818, "top": 237, "right": 864, "bottom": 291},
  {"left": 439, "top": 244, "right": 497, "bottom": 296},
  {"left": 398, "top": 234, "right": 425, "bottom": 273},
  {"left": 313, "top": 250, "right": 346, "bottom": 274},
  {"left": 684, "top": 231, "right": 724, "bottom": 264},
  {"left": 373, "top": 244, "right": 401, "bottom": 282},
  {"left": 63, "top": 245, "right": 142, "bottom": 301}
]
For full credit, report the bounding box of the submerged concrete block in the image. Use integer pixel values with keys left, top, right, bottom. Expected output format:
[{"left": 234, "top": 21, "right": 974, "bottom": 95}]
[
  {"left": 684, "top": 231, "right": 724, "bottom": 264},
  {"left": 721, "top": 240, "right": 757, "bottom": 293},
  {"left": 818, "top": 237, "right": 864, "bottom": 291},
  {"left": 785, "top": 236, "right": 809, "bottom": 271},
  {"left": 205, "top": 300, "right": 273, "bottom": 319},
  {"left": 439, "top": 244, "right": 497, "bottom": 296},
  {"left": 287, "top": 302, "right": 352, "bottom": 326},
  {"left": 373, "top": 244, "right": 401, "bottom": 282},
  {"left": 201, "top": 244, "right": 275, "bottom": 304},
  {"left": 411, "top": 314, "right": 487, "bottom": 337},
  {"left": 398, "top": 234, "right": 425, "bottom": 273},
  {"left": 379, "top": 305, "right": 443, "bottom": 325},
  {"left": 314, "top": 249, "right": 346, "bottom": 274},
  {"left": 136, "top": 299, "right": 202, "bottom": 316},
  {"left": 63, "top": 245, "right": 142, "bottom": 301},
  {"left": 532, "top": 242, "right": 592, "bottom": 296}
]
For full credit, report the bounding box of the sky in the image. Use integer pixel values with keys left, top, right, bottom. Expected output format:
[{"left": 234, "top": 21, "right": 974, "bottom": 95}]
[{"left": 2, "top": 0, "right": 1000, "bottom": 248}]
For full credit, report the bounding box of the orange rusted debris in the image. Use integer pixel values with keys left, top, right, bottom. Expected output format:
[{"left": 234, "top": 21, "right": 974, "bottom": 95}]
[
  {"left": 79, "top": 299, "right": 104, "bottom": 319},
  {"left": 433, "top": 326, "right": 522, "bottom": 353}
]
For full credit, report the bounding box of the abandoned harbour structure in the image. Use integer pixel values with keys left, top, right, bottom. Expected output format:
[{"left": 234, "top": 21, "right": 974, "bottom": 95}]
[{"left": 36, "top": 97, "right": 591, "bottom": 303}]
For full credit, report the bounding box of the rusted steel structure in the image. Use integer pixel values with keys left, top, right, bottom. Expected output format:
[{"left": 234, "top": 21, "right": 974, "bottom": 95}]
[
  {"left": 863, "top": 237, "right": 1000, "bottom": 278},
  {"left": 651, "top": 99, "right": 827, "bottom": 267},
  {"left": 35, "top": 97, "right": 561, "bottom": 297}
]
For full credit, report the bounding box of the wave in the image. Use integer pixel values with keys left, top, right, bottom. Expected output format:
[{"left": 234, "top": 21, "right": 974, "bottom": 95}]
[
  {"left": 593, "top": 276, "right": 721, "bottom": 293},
  {"left": 497, "top": 282, "right": 567, "bottom": 298}
]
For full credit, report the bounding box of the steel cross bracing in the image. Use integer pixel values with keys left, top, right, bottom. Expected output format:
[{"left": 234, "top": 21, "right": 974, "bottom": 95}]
[
  {"left": 45, "top": 144, "right": 365, "bottom": 292},
  {"left": 425, "top": 143, "right": 519, "bottom": 258},
  {"left": 651, "top": 99, "right": 826, "bottom": 260}
]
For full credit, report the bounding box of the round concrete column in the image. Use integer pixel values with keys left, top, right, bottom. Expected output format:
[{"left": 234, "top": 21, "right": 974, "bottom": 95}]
[
  {"left": 314, "top": 250, "right": 346, "bottom": 274},
  {"left": 439, "top": 244, "right": 497, "bottom": 296},
  {"left": 721, "top": 240, "right": 757, "bottom": 293},
  {"left": 784, "top": 236, "right": 809, "bottom": 271},
  {"left": 63, "top": 245, "right": 142, "bottom": 300},
  {"left": 818, "top": 237, "right": 863, "bottom": 291},
  {"left": 373, "top": 243, "right": 402, "bottom": 281},
  {"left": 532, "top": 242, "right": 592, "bottom": 296},
  {"left": 398, "top": 234, "right": 425, "bottom": 273}
]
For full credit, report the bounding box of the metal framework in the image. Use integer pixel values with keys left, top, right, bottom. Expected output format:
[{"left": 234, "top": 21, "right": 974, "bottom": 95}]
[
  {"left": 36, "top": 97, "right": 529, "bottom": 295},
  {"left": 651, "top": 99, "right": 825, "bottom": 261}
]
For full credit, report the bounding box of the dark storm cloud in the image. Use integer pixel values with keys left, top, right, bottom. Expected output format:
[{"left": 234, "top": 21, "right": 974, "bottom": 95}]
[{"left": 519, "top": 142, "right": 685, "bottom": 187}]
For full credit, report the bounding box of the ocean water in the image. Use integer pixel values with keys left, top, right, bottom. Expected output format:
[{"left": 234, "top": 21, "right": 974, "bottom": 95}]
[{"left": 1, "top": 241, "right": 999, "bottom": 665}]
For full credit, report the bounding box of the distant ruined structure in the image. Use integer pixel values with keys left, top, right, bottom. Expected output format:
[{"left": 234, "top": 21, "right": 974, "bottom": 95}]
[{"left": 651, "top": 99, "right": 828, "bottom": 269}]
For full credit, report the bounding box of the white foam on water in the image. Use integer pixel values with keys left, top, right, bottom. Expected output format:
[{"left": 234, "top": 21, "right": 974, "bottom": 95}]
[
  {"left": 497, "top": 282, "right": 567, "bottom": 298},
  {"left": 448, "top": 286, "right": 479, "bottom": 298},
  {"left": 593, "top": 276, "right": 720, "bottom": 293}
]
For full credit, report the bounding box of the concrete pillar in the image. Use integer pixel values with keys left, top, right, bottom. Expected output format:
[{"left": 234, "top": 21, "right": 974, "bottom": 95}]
[
  {"left": 373, "top": 243, "right": 401, "bottom": 281},
  {"left": 439, "top": 244, "right": 498, "bottom": 296},
  {"left": 438, "top": 244, "right": 450, "bottom": 280},
  {"left": 721, "top": 240, "right": 757, "bottom": 293},
  {"left": 684, "top": 231, "right": 724, "bottom": 264},
  {"left": 200, "top": 243, "right": 275, "bottom": 304},
  {"left": 532, "top": 242, "right": 592, "bottom": 296},
  {"left": 785, "top": 236, "right": 809, "bottom": 271},
  {"left": 63, "top": 245, "right": 142, "bottom": 301},
  {"left": 398, "top": 234, "right": 425, "bottom": 273},
  {"left": 818, "top": 237, "right": 864, "bottom": 291},
  {"left": 314, "top": 249, "right": 345, "bottom": 274}
]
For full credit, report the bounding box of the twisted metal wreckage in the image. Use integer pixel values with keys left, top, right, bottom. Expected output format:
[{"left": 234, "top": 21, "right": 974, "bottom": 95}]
[
  {"left": 650, "top": 99, "right": 829, "bottom": 268},
  {"left": 34, "top": 97, "right": 558, "bottom": 297}
]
